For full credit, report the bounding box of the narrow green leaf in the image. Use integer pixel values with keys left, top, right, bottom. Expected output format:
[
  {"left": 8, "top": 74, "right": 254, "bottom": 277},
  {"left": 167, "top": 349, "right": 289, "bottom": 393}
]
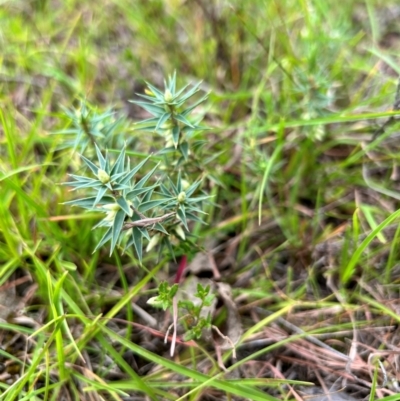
[
  {"left": 124, "top": 230, "right": 135, "bottom": 251},
  {"left": 186, "top": 195, "right": 211, "bottom": 203},
  {"left": 110, "top": 147, "right": 126, "bottom": 176},
  {"left": 169, "top": 70, "right": 176, "bottom": 93},
  {"left": 179, "top": 142, "right": 189, "bottom": 160},
  {"left": 167, "top": 175, "right": 178, "bottom": 195},
  {"left": 173, "top": 82, "right": 192, "bottom": 99},
  {"left": 138, "top": 199, "right": 170, "bottom": 213},
  {"left": 116, "top": 197, "right": 132, "bottom": 216},
  {"left": 120, "top": 155, "right": 151, "bottom": 185},
  {"left": 177, "top": 81, "right": 202, "bottom": 103},
  {"left": 174, "top": 114, "right": 194, "bottom": 128},
  {"left": 80, "top": 154, "right": 100, "bottom": 175},
  {"left": 110, "top": 209, "right": 126, "bottom": 255},
  {"left": 65, "top": 174, "right": 94, "bottom": 183},
  {"left": 343, "top": 209, "right": 400, "bottom": 283},
  {"left": 203, "top": 150, "right": 225, "bottom": 165},
  {"left": 142, "top": 188, "right": 154, "bottom": 203},
  {"left": 155, "top": 112, "right": 171, "bottom": 131},
  {"left": 93, "top": 186, "right": 108, "bottom": 207},
  {"left": 185, "top": 180, "right": 202, "bottom": 197},
  {"left": 65, "top": 180, "right": 99, "bottom": 191},
  {"left": 92, "top": 217, "right": 113, "bottom": 230},
  {"left": 126, "top": 184, "right": 158, "bottom": 200},
  {"left": 135, "top": 93, "right": 160, "bottom": 102},
  {"left": 97, "top": 335, "right": 159, "bottom": 401},
  {"left": 177, "top": 205, "right": 188, "bottom": 230},
  {"left": 159, "top": 183, "right": 171, "bottom": 196},
  {"left": 70, "top": 372, "right": 129, "bottom": 398},
  {"left": 163, "top": 236, "right": 175, "bottom": 260},
  {"left": 93, "top": 226, "right": 113, "bottom": 253},
  {"left": 63, "top": 195, "right": 114, "bottom": 208},
  {"left": 70, "top": 182, "right": 103, "bottom": 191},
  {"left": 130, "top": 100, "right": 164, "bottom": 116},
  {"left": 185, "top": 211, "right": 205, "bottom": 224},
  {"left": 138, "top": 227, "right": 150, "bottom": 241},
  {"left": 176, "top": 171, "right": 182, "bottom": 193},
  {"left": 144, "top": 81, "right": 165, "bottom": 99},
  {"left": 134, "top": 116, "right": 160, "bottom": 126},
  {"left": 112, "top": 183, "right": 131, "bottom": 191},
  {"left": 154, "top": 222, "right": 169, "bottom": 235},
  {"left": 94, "top": 143, "right": 107, "bottom": 170},
  {"left": 132, "top": 227, "right": 143, "bottom": 262},
  {"left": 157, "top": 146, "right": 175, "bottom": 155},
  {"left": 53, "top": 271, "right": 69, "bottom": 307},
  {"left": 172, "top": 125, "right": 180, "bottom": 147},
  {"left": 181, "top": 93, "right": 209, "bottom": 116},
  {"left": 135, "top": 163, "right": 159, "bottom": 189},
  {"left": 185, "top": 204, "right": 207, "bottom": 214}
]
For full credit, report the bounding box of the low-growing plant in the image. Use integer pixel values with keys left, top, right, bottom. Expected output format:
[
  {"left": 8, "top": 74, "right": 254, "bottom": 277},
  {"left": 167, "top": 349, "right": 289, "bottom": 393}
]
[{"left": 60, "top": 72, "right": 227, "bottom": 353}]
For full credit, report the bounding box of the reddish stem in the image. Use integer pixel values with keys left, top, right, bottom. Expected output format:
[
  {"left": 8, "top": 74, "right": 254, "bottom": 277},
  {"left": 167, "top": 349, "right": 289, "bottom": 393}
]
[{"left": 174, "top": 255, "right": 187, "bottom": 284}]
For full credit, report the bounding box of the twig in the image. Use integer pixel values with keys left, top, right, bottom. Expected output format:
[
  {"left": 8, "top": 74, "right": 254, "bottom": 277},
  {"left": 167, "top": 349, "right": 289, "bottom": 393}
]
[
  {"left": 122, "top": 212, "right": 175, "bottom": 230},
  {"left": 212, "top": 325, "right": 237, "bottom": 360}
]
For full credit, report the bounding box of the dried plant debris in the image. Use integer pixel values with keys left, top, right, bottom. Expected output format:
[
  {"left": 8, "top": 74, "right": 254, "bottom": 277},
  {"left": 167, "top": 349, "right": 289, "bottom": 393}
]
[
  {"left": 299, "top": 386, "right": 358, "bottom": 401},
  {"left": 0, "top": 285, "right": 17, "bottom": 321}
]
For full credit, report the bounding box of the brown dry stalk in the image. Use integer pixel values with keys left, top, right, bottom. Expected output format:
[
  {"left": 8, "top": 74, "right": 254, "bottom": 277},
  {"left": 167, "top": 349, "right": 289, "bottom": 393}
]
[{"left": 122, "top": 212, "right": 175, "bottom": 230}]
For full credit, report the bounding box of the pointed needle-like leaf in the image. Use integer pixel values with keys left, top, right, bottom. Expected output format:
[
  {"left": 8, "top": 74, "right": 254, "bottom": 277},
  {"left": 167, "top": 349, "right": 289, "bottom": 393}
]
[
  {"left": 63, "top": 195, "right": 114, "bottom": 208},
  {"left": 174, "top": 114, "right": 194, "bottom": 128},
  {"left": 93, "top": 186, "right": 108, "bottom": 207},
  {"left": 186, "top": 180, "right": 202, "bottom": 197},
  {"left": 117, "top": 197, "right": 133, "bottom": 216},
  {"left": 80, "top": 154, "right": 100, "bottom": 175},
  {"left": 138, "top": 199, "right": 170, "bottom": 213},
  {"left": 155, "top": 112, "right": 171, "bottom": 131},
  {"left": 110, "top": 209, "right": 126, "bottom": 255},
  {"left": 94, "top": 143, "right": 107, "bottom": 170},
  {"left": 135, "top": 163, "right": 159, "bottom": 189},
  {"left": 177, "top": 206, "right": 188, "bottom": 230},
  {"left": 132, "top": 227, "right": 143, "bottom": 262},
  {"left": 144, "top": 82, "right": 165, "bottom": 99},
  {"left": 110, "top": 147, "right": 126, "bottom": 176},
  {"left": 179, "top": 142, "right": 189, "bottom": 160},
  {"left": 120, "top": 155, "right": 151, "bottom": 185},
  {"left": 178, "top": 80, "right": 202, "bottom": 102},
  {"left": 129, "top": 101, "right": 165, "bottom": 117},
  {"left": 126, "top": 184, "right": 158, "bottom": 200},
  {"left": 181, "top": 93, "right": 209, "bottom": 116},
  {"left": 169, "top": 70, "right": 177, "bottom": 93},
  {"left": 172, "top": 126, "right": 180, "bottom": 147},
  {"left": 93, "top": 226, "right": 113, "bottom": 253}
]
